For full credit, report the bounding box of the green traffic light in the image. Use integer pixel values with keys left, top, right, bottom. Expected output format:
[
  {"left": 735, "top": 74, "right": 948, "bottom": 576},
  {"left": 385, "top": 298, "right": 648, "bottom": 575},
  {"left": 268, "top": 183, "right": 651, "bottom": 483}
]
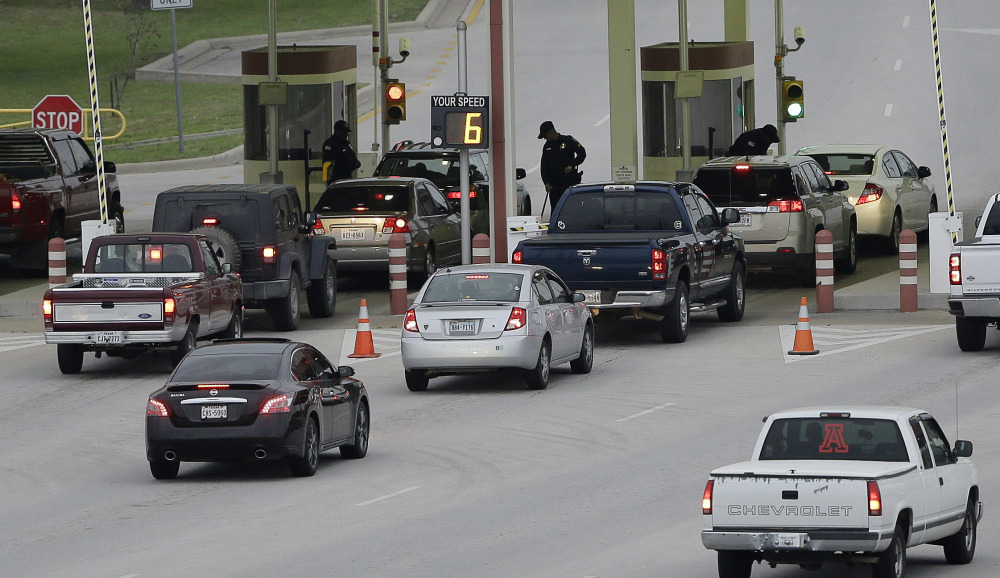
[{"left": 786, "top": 102, "right": 803, "bottom": 118}]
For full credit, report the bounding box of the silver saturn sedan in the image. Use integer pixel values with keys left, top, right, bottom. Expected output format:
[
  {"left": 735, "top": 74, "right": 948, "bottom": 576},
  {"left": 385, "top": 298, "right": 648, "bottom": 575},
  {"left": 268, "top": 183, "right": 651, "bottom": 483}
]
[{"left": 401, "top": 264, "right": 594, "bottom": 391}]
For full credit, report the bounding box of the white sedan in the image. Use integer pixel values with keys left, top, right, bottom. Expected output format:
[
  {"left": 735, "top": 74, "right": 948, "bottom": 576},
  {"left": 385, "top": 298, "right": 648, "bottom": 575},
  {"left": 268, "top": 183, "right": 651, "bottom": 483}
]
[
  {"left": 796, "top": 145, "right": 937, "bottom": 252},
  {"left": 400, "top": 264, "right": 594, "bottom": 391}
]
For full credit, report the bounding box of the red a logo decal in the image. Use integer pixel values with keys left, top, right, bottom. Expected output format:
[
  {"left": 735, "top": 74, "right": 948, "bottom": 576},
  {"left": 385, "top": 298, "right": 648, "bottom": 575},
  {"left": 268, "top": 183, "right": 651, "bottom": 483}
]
[{"left": 819, "top": 424, "right": 850, "bottom": 453}]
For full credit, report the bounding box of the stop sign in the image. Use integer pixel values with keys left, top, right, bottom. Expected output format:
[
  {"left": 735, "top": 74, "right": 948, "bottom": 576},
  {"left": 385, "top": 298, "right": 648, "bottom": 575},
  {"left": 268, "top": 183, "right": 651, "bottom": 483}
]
[{"left": 32, "top": 95, "right": 84, "bottom": 135}]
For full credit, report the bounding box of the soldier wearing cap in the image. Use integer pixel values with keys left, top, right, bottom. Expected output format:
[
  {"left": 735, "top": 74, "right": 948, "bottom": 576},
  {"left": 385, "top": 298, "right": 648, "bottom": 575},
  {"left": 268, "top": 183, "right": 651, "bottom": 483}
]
[
  {"left": 538, "top": 120, "right": 587, "bottom": 213},
  {"left": 728, "top": 124, "right": 780, "bottom": 156},
  {"left": 322, "top": 120, "right": 362, "bottom": 185}
]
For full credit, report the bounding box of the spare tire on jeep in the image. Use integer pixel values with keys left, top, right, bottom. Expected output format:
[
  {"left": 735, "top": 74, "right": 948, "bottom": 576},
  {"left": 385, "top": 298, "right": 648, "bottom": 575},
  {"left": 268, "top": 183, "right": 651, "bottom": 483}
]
[{"left": 190, "top": 225, "right": 242, "bottom": 272}]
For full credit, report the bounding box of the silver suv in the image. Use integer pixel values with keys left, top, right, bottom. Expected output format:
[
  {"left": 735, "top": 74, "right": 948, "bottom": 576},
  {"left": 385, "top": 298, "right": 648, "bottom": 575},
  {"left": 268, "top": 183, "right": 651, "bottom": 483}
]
[{"left": 693, "top": 155, "right": 857, "bottom": 286}]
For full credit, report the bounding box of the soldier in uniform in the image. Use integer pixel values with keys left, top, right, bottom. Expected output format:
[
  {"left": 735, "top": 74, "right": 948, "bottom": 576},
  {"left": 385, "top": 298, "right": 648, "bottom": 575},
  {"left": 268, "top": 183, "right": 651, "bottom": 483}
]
[
  {"left": 322, "top": 120, "right": 362, "bottom": 185},
  {"left": 728, "top": 124, "right": 780, "bottom": 156},
  {"left": 538, "top": 120, "right": 587, "bottom": 213}
]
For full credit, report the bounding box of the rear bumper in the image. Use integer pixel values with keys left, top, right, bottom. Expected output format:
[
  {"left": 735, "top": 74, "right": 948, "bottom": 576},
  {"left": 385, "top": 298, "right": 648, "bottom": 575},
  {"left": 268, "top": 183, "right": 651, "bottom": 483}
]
[
  {"left": 949, "top": 296, "right": 1000, "bottom": 318},
  {"left": 581, "top": 289, "right": 668, "bottom": 309},
  {"left": 243, "top": 279, "right": 291, "bottom": 301},
  {"left": 146, "top": 413, "right": 304, "bottom": 462},
  {"left": 44, "top": 327, "right": 184, "bottom": 346},
  {"left": 401, "top": 333, "right": 542, "bottom": 371},
  {"left": 702, "top": 529, "right": 884, "bottom": 554},
  {"left": 743, "top": 246, "right": 812, "bottom": 269}
]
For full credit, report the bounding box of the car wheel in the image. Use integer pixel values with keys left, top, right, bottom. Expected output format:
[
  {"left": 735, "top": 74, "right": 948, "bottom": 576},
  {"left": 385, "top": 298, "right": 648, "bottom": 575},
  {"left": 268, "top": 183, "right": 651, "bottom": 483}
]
[
  {"left": 220, "top": 308, "right": 243, "bottom": 339},
  {"left": 521, "top": 194, "right": 532, "bottom": 216},
  {"left": 423, "top": 245, "right": 437, "bottom": 277},
  {"left": 886, "top": 211, "right": 903, "bottom": 255},
  {"left": 190, "top": 225, "right": 242, "bottom": 272},
  {"left": 270, "top": 273, "right": 300, "bottom": 331},
  {"left": 525, "top": 340, "right": 551, "bottom": 389},
  {"left": 111, "top": 201, "right": 125, "bottom": 234},
  {"left": 835, "top": 225, "right": 858, "bottom": 274},
  {"left": 717, "top": 550, "right": 753, "bottom": 578},
  {"left": 170, "top": 323, "right": 198, "bottom": 367},
  {"left": 288, "top": 418, "right": 319, "bottom": 477},
  {"left": 57, "top": 344, "right": 84, "bottom": 374},
  {"left": 405, "top": 369, "right": 429, "bottom": 392},
  {"left": 340, "top": 401, "right": 370, "bottom": 459},
  {"left": 149, "top": 459, "right": 180, "bottom": 480},
  {"left": 872, "top": 523, "right": 906, "bottom": 578},
  {"left": 570, "top": 324, "right": 594, "bottom": 374},
  {"left": 717, "top": 262, "right": 746, "bottom": 322},
  {"left": 660, "top": 280, "right": 689, "bottom": 343},
  {"left": 955, "top": 317, "right": 987, "bottom": 352},
  {"left": 943, "top": 498, "right": 977, "bottom": 564},
  {"left": 306, "top": 258, "right": 337, "bottom": 318}
]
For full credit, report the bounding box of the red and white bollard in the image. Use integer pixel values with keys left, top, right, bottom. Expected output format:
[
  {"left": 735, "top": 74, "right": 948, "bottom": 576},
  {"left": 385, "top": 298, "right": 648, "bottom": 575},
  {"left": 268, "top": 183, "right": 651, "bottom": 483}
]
[
  {"left": 899, "top": 229, "right": 918, "bottom": 312},
  {"left": 48, "top": 237, "right": 67, "bottom": 288},
  {"left": 472, "top": 233, "right": 490, "bottom": 264},
  {"left": 389, "top": 234, "right": 408, "bottom": 315},
  {"left": 815, "top": 230, "right": 834, "bottom": 313}
]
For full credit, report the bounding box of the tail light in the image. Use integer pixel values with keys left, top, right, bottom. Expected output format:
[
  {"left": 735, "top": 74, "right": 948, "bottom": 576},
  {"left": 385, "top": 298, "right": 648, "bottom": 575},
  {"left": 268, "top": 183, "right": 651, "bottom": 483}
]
[
  {"left": 147, "top": 398, "right": 169, "bottom": 417},
  {"left": 702, "top": 480, "right": 714, "bottom": 514},
  {"left": 856, "top": 183, "right": 884, "bottom": 205},
  {"left": 403, "top": 309, "right": 419, "bottom": 332},
  {"left": 262, "top": 246, "right": 277, "bottom": 264},
  {"left": 511, "top": 250, "right": 523, "bottom": 264},
  {"left": 445, "top": 191, "right": 477, "bottom": 200},
  {"left": 43, "top": 299, "right": 53, "bottom": 324},
  {"left": 950, "top": 253, "right": 961, "bottom": 285},
  {"left": 651, "top": 249, "right": 667, "bottom": 280},
  {"left": 261, "top": 393, "right": 293, "bottom": 414},
  {"left": 312, "top": 221, "right": 326, "bottom": 235},
  {"left": 868, "top": 480, "right": 882, "bottom": 516},
  {"left": 767, "top": 199, "right": 804, "bottom": 212},
  {"left": 733, "top": 163, "right": 752, "bottom": 173},
  {"left": 11, "top": 190, "right": 21, "bottom": 211},
  {"left": 382, "top": 217, "right": 411, "bottom": 234},
  {"left": 505, "top": 307, "right": 527, "bottom": 330},
  {"left": 164, "top": 297, "right": 176, "bottom": 323}
]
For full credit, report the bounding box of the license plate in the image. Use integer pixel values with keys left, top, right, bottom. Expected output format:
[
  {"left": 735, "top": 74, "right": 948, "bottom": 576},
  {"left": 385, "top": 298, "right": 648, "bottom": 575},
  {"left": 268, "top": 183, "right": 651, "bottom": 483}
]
[
  {"left": 201, "top": 405, "right": 227, "bottom": 419},
  {"left": 736, "top": 213, "right": 752, "bottom": 227},
  {"left": 772, "top": 533, "right": 808, "bottom": 548},
  {"left": 96, "top": 331, "right": 123, "bottom": 344},
  {"left": 340, "top": 228, "right": 366, "bottom": 240},
  {"left": 581, "top": 290, "right": 602, "bottom": 305},
  {"left": 449, "top": 320, "right": 476, "bottom": 334}
]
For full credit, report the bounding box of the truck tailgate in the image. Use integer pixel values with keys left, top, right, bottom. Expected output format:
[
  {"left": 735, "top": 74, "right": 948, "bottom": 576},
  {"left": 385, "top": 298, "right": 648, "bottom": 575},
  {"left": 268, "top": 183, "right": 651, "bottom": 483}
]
[
  {"left": 520, "top": 235, "right": 660, "bottom": 287},
  {"left": 958, "top": 242, "right": 1000, "bottom": 293}
]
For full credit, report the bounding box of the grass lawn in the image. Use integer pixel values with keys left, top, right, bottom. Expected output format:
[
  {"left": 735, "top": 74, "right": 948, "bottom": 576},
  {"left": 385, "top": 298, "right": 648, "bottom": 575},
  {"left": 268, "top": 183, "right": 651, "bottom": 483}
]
[{"left": 0, "top": 0, "right": 427, "bottom": 163}]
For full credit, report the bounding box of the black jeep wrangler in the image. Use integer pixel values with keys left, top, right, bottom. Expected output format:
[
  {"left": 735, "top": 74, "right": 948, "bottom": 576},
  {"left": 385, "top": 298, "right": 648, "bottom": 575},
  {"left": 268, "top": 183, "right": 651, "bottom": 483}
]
[{"left": 152, "top": 184, "right": 336, "bottom": 331}]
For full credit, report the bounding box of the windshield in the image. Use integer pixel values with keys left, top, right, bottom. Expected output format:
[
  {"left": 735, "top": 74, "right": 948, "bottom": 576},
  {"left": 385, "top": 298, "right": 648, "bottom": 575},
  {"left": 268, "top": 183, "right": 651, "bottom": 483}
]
[
  {"left": 375, "top": 156, "right": 486, "bottom": 189},
  {"left": 802, "top": 153, "right": 875, "bottom": 176},
  {"left": 315, "top": 184, "right": 410, "bottom": 213},
  {"left": 421, "top": 272, "right": 524, "bottom": 303},
  {"left": 694, "top": 166, "right": 797, "bottom": 208},
  {"left": 171, "top": 353, "right": 281, "bottom": 382},
  {"left": 93, "top": 243, "right": 194, "bottom": 273},
  {"left": 555, "top": 190, "right": 686, "bottom": 232},
  {"left": 759, "top": 417, "right": 909, "bottom": 462}
]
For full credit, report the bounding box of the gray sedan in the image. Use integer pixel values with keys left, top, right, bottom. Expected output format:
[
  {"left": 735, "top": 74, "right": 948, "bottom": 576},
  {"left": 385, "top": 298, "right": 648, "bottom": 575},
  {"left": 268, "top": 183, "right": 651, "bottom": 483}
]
[{"left": 401, "top": 264, "right": 594, "bottom": 391}]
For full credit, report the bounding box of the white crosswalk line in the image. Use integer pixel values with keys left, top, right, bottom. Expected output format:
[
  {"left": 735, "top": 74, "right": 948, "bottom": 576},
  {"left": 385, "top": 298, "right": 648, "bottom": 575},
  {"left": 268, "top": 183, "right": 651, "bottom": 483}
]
[
  {"left": 780, "top": 324, "right": 949, "bottom": 363},
  {"left": 0, "top": 333, "right": 45, "bottom": 353}
]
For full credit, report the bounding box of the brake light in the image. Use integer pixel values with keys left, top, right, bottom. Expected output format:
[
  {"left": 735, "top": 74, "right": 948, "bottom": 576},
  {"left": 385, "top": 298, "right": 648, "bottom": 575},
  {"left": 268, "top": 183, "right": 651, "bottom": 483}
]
[
  {"left": 950, "top": 253, "right": 962, "bottom": 285},
  {"left": 651, "top": 249, "right": 667, "bottom": 280},
  {"left": 733, "top": 163, "right": 752, "bottom": 173},
  {"left": 202, "top": 217, "right": 218, "bottom": 226},
  {"left": 505, "top": 307, "right": 527, "bottom": 330},
  {"left": 868, "top": 480, "right": 882, "bottom": 516},
  {"left": 312, "top": 221, "right": 326, "bottom": 235},
  {"left": 702, "top": 480, "right": 714, "bottom": 514},
  {"left": 511, "top": 250, "right": 523, "bottom": 264},
  {"left": 147, "top": 398, "right": 169, "bottom": 417},
  {"left": 164, "top": 297, "right": 175, "bottom": 323},
  {"left": 262, "top": 246, "right": 276, "bottom": 264},
  {"left": 403, "top": 309, "right": 418, "bottom": 332},
  {"left": 856, "top": 183, "right": 884, "bottom": 205},
  {"left": 261, "top": 393, "right": 293, "bottom": 414},
  {"left": 382, "top": 217, "right": 411, "bottom": 234},
  {"left": 197, "top": 384, "right": 230, "bottom": 389},
  {"left": 149, "top": 246, "right": 162, "bottom": 261},
  {"left": 43, "top": 299, "right": 52, "bottom": 323},
  {"left": 446, "top": 191, "right": 477, "bottom": 199},
  {"left": 767, "top": 199, "right": 804, "bottom": 212},
  {"left": 11, "top": 190, "right": 21, "bottom": 211}
]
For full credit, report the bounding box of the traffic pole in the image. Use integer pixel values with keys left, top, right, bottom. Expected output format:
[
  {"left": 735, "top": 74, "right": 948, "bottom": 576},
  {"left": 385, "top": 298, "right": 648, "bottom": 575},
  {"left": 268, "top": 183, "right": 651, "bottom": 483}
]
[
  {"left": 472, "top": 233, "right": 490, "bottom": 264},
  {"left": 815, "top": 230, "right": 834, "bottom": 313},
  {"left": 389, "top": 234, "right": 407, "bottom": 315},
  {"left": 899, "top": 229, "right": 918, "bottom": 312},
  {"left": 48, "top": 237, "right": 67, "bottom": 288}
]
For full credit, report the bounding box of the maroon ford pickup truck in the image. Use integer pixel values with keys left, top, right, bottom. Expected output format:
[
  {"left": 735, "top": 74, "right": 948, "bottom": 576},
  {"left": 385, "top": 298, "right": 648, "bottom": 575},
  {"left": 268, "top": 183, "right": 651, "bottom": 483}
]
[{"left": 43, "top": 233, "right": 243, "bottom": 374}]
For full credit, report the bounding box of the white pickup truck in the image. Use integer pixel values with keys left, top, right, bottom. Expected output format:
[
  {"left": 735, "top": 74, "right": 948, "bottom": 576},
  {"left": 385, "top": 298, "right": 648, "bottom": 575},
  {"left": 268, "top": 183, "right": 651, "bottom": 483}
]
[
  {"left": 948, "top": 192, "right": 1000, "bottom": 350},
  {"left": 701, "top": 407, "right": 980, "bottom": 578}
]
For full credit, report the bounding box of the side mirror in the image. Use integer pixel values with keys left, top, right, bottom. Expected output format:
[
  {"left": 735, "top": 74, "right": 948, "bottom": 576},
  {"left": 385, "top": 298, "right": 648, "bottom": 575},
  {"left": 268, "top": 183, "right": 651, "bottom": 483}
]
[
  {"left": 222, "top": 263, "right": 232, "bottom": 274},
  {"left": 516, "top": 168, "right": 526, "bottom": 180},
  {"left": 572, "top": 292, "right": 587, "bottom": 303},
  {"left": 304, "top": 211, "right": 318, "bottom": 227},
  {"left": 104, "top": 160, "right": 117, "bottom": 173},
  {"left": 339, "top": 365, "right": 356, "bottom": 378},
  {"left": 954, "top": 439, "right": 973, "bottom": 458},
  {"left": 832, "top": 179, "right": 850, "bottom": 192},
  {"left": 721, "top": 207, "right": 741, "bottom": 225},
  {"left": 918, "top": 166, "right": 932, "bottom": 179},
  {"left": 79, "top": 160, "right": 96, "bottom": 174},
  {"left": 975, "top": 215, "right": 982, "bottom": 228}
]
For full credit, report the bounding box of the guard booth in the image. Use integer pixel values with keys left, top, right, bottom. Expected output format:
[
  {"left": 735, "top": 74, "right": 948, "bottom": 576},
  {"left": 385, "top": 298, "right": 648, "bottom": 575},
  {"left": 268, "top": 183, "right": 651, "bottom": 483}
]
[
  {"left": 640, "top": 41, "right": 754, "bottom": 181},
  {"left": 242, "top": 45, "right": 358, "bottom": 209}
]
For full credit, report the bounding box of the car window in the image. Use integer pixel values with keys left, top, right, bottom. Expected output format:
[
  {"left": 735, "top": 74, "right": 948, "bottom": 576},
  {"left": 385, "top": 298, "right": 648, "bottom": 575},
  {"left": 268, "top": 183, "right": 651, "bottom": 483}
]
[
  {"left": 759, "top": 417, "right": 908, "bottom": 462},
  {"left": 376, "top": 155, "right": 461, "bottom": 190},
  {"left": 981, "top": 201, "right": 1000, "bottom": 235},
  {"left": 314, "top": 184, "right": 410, "bottom": 213},
  {"left": 909, "top": 418, "right": 934, "bottom": 469},
  {"left": 171, "top": 352, "right": 281, "bottom": 381},
  {"left": 273, "top": 195, "right": 292, "bottom": 232},
  {"left": 882, "top": 154, "right": 902, "bottom": 178},
  {"left": 694, "top": 166, "right": 797, "bottom": 207},
  {"left": 49, "top": 139, "right": 78, "bottom": 175},
  {"left": 694, "top": 194, "right": 721, "bottom": 229},
  {"left": 68, "top": 138, "right": 94, "bottom": 173},
  {"left": 286, "top": 193, "right": 301, "bottom": 227},
  {"left": 891, "top": 151, "right": 918, "bottom": 178},
  {"left": 807, "top": 163, "right": 836, "bottom": 192},
  {"left": 803, "top": 153, "right": 874, "bottom": 176},
  {"left": 546, "top": 272, "right": 571, "bottom": 303},
  {"left": 200, "top": 241, "right": 221, "bottom": 274},
  {"left": 533, "top": 270, "right": 554, "bottom": 305},
  {"left": 421, "top": 272, "right": 523, "bottom": 302},
  {"left": 93, "top": 242, "right": 195, "bottom": 274},
  {"left": 791, "top": 168, "right": 811, "bottom": 196},
  {"left": 417, "top": 184, "right": 449, "bottom": 215},
  {"left": 425, "top": 184, "right": 452, "bottom": 214},
  {"left": 800, "top": 163, "right": 821, "bottom": 193},
  {"left": 307, "top": 348, "right": 335, "bottom": 380},
  {"left": 921, "top": 417, "right": 956, "bottom": 466},
  {"left": 556, "top": 190, "right": 685, "bottom": 231},
  {"left": 290, "top": 348, "right": 317, "bottom": 381}
]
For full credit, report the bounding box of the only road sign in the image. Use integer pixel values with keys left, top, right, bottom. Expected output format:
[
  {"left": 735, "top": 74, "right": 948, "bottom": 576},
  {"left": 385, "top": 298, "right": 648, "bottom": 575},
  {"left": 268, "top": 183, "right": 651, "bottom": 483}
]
[{"left": 32, "top": 95, "right": 84, "bottom": 135}]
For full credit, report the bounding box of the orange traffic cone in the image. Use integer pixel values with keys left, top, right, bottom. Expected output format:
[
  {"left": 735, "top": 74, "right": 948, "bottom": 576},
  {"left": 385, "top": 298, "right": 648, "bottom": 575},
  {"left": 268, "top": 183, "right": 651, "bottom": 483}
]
[
  {"left": 788, "top": 297, "right": 819, "bottom": 355},
  {"left": 348, "top": 299, "right": 381, "bottom": 358}
]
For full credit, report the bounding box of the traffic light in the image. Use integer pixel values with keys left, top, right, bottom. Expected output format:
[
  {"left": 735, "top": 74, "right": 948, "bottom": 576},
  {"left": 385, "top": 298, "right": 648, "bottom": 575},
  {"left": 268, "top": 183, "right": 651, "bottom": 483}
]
[
  {"left": 384, "top": 82, "right": 406, "bottom": 124},
  {"left": 781, "top": 79, "right": 804, "bottom": 121}
]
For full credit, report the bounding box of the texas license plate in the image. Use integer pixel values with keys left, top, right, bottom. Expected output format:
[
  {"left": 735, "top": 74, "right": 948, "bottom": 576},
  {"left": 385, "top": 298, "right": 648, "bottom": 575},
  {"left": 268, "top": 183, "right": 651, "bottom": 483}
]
[
  {"left": 96, "top": 331, "right": 123, "bottom": 344},
  {"left": 581, "top": 290, "right": 602, "bottom": 305},
  {"left": 340, "top": 228, "right": 365, "bottom": 240},
  {"left": 449, "top": 320, "right": 476, "bottom": 335},
  {"left": 737, "top": 213, "right": 752, "bottom": 227},
  {"left": 201, "top": 405, "right": 227, "bottom": 419},
  {"left": 772, "top": 533, "right": 808, "bottom": 548}
]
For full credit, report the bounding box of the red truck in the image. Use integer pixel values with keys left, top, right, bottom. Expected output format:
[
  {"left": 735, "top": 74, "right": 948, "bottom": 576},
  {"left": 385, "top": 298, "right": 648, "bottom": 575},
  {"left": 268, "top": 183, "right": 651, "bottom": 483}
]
[
  {"left": 0, "top": 128, "right": 124, "bottom": 271},
  {"left": 43, "top": 233, "right": 243, "bottom": 374}
]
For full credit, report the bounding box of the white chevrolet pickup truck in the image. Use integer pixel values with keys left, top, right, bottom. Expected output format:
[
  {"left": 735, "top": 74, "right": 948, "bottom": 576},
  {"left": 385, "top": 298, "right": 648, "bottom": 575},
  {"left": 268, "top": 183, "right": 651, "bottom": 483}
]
[
  {"left": 948, "top": 192, "right": 1000, "bottom": 351},
  {"left": 701, "top": 407, "right": 980, "bottom": 578}
]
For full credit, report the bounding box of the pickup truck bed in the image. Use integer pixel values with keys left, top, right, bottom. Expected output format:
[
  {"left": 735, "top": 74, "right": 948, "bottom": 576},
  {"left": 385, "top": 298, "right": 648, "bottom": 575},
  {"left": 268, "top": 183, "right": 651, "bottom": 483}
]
[{"left": 948, "top": 193, "right": 1000, "bottom": 351}]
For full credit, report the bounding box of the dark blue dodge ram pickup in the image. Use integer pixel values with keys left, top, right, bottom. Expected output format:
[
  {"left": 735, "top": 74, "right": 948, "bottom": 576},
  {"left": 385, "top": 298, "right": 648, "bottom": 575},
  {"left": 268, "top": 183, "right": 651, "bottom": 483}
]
[{"left": 512, "top": 182, "right": 746, "bottom": 342}]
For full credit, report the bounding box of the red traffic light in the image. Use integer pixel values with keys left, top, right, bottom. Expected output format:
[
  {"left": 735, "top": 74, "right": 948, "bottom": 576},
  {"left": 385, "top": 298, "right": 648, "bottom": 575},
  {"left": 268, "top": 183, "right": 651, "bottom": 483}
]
[{"left": 384, "top": 82, "right": 406, "bottom": 122}]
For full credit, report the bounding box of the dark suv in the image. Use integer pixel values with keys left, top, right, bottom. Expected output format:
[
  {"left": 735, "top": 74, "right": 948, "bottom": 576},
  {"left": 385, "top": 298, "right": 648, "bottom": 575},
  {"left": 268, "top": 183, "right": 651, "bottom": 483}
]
[
  {"left": 152, "top": 185, "right": 336, "bottom": 331},
  {"left": 373, "top": 141, "right": 533, "bottom": 219}
]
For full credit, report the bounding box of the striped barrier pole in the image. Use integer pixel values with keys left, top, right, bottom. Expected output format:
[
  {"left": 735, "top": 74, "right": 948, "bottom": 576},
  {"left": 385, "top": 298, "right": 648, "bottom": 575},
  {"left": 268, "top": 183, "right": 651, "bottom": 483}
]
[
  {"left": 48, "top": 237, "right": 67, "bottom": 288},
  {"left": 899, "top": 229, "right": 918, "bottom": 312},
  {"left": 389, "top": 234, "right": 408, "bottom": 315},
  {"left": 472, "top": 233, "right": 490, "bottom": 264},
  {"left": 815, "top": 230, "right": 834, "bottom": 313}
]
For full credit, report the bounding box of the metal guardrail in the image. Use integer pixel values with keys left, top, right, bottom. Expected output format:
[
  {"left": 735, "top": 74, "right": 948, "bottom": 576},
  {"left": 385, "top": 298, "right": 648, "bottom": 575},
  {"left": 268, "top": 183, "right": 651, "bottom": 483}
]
[{"left": 0, "top": 108, "right": 127, "bottom": 140}]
